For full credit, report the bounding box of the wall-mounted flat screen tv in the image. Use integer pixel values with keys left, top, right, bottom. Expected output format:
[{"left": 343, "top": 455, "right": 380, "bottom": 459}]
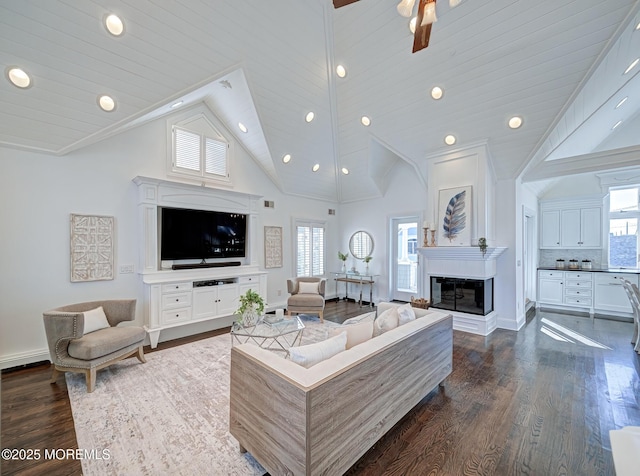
[{"left": 160, "top": 207, "right": 247, "bottom": 260}]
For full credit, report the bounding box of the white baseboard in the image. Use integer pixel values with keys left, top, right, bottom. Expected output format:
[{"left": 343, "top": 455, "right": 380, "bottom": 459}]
[
  {"left": 497, "top": 313, "right": 525, "bottom": 331},
  {"left": 1, "top": 348, "right": 50, "bottom": 370}
]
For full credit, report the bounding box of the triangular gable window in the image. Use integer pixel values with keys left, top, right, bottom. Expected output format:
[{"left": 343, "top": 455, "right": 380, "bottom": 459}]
[{"left": 171, "top": 114, "right": 230, "bottom": 184}]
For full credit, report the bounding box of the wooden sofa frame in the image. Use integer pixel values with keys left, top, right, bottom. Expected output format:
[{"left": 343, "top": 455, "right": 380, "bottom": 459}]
[{"left": 230, "top": 311, "right": 453, "bottom": 475}]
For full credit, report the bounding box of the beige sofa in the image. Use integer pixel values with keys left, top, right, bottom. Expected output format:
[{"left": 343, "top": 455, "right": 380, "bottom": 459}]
[{"left": 229, "top": 302, "right": 453, "bottom": 476}]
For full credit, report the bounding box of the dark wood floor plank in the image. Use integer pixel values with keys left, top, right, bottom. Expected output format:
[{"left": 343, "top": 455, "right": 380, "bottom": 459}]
[{"left": 2, "top": 304, "right": 639, "bottom": 476}]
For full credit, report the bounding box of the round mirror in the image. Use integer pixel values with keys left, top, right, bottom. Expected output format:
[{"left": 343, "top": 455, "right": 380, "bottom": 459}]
[{"left": 349, "top": 231, "right": 374, "bottom": 259}]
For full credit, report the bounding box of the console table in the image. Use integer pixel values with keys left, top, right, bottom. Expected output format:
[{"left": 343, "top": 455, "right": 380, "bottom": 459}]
[{"left": 332, "top": 272, "right": 378, "bottom": 307}]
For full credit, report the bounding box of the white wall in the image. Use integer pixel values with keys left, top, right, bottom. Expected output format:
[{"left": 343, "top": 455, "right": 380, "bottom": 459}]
[
  {"left": 0, "top": 109, "right": 338, "bottom": 368},
  {"left": 539, "top": 172, "right": 602, "bottom": 200},
  {"left": 337, "top": 160, "right": 427, "bottom": 303}
]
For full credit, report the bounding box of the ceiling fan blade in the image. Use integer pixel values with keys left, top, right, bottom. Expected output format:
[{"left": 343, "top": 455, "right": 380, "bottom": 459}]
[
  {"left": 333, "top": 0, "right": 359, "bottom": 8},
  {"left": 412, "top": 0, "right": 435, "bottom": 53}
]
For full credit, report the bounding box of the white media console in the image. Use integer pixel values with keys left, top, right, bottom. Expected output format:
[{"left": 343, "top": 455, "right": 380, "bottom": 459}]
[
  {"left": 142, "top": 268, "right": 267, "bottom": 347},
  {"left": 134, "top": 176, "right": 267, "bottom": 347}
]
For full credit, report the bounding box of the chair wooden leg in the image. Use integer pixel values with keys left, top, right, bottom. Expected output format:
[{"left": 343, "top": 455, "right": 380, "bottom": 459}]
[
  {"left": 50, "top": 366, "right": 60, "bottom": 384},
  {"left": 136, "top": 345, "right": 146, "bottom": 364},
  {"left": 319, "top": 310, "right": 324, "bottom": 323},
  {"left": 87, "top": 368, "right": 96, "bottom": 393}
]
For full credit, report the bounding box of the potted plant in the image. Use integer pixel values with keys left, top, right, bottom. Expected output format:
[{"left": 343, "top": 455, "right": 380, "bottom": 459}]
[
  {"left": 235, "top": 289, "right": 265, "bottom": 327},
  {"left": 478, "top": 237, "right": 487, "bottom": 257},
  {"left": 338, "top": 251, "right": 348, "bottom": 272},
  {"left": 363, "top": 255, "right": 372, "bottom": 274}
]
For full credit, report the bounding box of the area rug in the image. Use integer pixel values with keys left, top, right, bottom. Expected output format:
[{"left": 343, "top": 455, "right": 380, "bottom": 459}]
[{"left": 66, "top": 315, "right": 339, "bottom": 475}]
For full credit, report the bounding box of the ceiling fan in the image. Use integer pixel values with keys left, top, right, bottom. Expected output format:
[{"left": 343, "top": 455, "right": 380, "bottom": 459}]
[{"left": 333, "top": 0, "right": 441, "bottom": 53}]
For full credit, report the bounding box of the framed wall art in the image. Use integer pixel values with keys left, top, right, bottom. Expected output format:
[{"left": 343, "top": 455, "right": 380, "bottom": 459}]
[
  {"left": 437, "top": 186, "right": 472, "bottom": 246},
  {"left": 264, "top": 226, "right": 283, "bottom": 269},
  {"left": 70, "top": 214, "right": 115, "bottom": 282}
]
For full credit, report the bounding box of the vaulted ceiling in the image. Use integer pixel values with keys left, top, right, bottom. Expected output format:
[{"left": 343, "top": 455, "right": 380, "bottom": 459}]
[{"left": 1, "top": 0, "right": 639, "bottom": 202}]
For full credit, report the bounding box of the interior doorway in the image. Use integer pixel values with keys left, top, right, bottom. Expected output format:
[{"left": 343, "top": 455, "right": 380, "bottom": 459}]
[
  {"left": 523, "top": 208, "right": 536, "bottom": 311},
  {"left": 390, "top": 216, "right": 420, "bottom": 302}
]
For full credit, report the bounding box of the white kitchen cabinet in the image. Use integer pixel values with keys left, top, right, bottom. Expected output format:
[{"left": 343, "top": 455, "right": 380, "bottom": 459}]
[
  {"left": 563, "top": 271, "right": 593, "bottom": 308},
  {"left": 594, "top": 273, "right": 638, "bottom": 314},
  {"left": 538, "top": 270, "right": 564, "bottom": 305},
  {"left": 561, "top": 208, "right": 601, "bottom": 248},
  {"left": 539, "top": 197, "right": 603, "bottom": 250},
  {"left": 540, "top": 210, "right": 561, "bottom": 248}
]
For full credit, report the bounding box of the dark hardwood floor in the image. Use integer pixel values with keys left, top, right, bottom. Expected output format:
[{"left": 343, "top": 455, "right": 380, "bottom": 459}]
[{"left": 2, "top": 301, "right": 639, "bottom": 475}]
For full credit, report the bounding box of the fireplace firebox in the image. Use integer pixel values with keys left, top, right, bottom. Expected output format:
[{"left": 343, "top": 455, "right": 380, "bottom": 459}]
[{"left": 430, "top": 277, "right": 493, "bottom": 316}]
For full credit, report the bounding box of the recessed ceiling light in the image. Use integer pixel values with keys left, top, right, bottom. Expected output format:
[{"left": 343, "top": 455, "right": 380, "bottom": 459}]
[
  {"left": 282, "top": 154, "right": 291, "bottom": 163},
  {"left": 98, "top": 95, "right": 115, "bottom": 112},
  {"left": 238, "top": 122, "right": 248, "bottom": 133},
  {"left": 170, "top": 101, "right": 183, "bottom": 109},
  {"left": 431, "top": 86, "right": 443, "bottom": 100},
  {"left": 341, "top": 167, "right": 349, "bottom": 175},
  {"left": 612, "top": 120, "right": 623, "bottom": 130},
  {"left": 6, "top": 67, "right": 31, "bottom": 88},
  {"left": 409, "top": 17, "right": 417, "bottom": 34},
  {"left": 615, "top": 97, "right": 628, "bottom": 109},
  {"left": 444, "top": 134, "right": 456, "bottom": 145},
  {"left": 361, "top": 116, "right": 371, "bottom": 126},
  {"left": 336, "top": 65, "right": 346, "bottom": 78},
  {"left": 104, "top": 14, "right": 124, "bottom": 36},
  {"left": 635, "top": 21, "right": 640, "bottom": 31},
  {"left": 508, "top": 116, "right": 523, "bottom": 129},
  {"left": 312, "top": 163, "right": 320, "bottom": 172},
  {"left": 305, "top": 112, "right": 315, "bottom": 123},
  {"left": 624, "top": 58, "right": 639, "bottom": 75}
]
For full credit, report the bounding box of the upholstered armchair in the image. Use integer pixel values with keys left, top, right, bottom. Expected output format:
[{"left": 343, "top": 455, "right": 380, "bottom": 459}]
[
  {"left": 286, "top": 277, "right": 326, "bottom": 322},
  {"left": 42, "top": 299, "right": 146, "bottom": 393}
]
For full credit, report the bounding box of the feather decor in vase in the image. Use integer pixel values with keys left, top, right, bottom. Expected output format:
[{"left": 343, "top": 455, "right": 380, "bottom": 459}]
[{"left": 442, "top": 190, "right": 467, "bottom": 242}]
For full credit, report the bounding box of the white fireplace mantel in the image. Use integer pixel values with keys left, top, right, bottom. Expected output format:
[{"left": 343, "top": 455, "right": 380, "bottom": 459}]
[
  {"left": 418, "top": 246, "right": 507, "bottom": 279},
  {"left": 418, "top": 246, "right": 508, "bottom": 336}
]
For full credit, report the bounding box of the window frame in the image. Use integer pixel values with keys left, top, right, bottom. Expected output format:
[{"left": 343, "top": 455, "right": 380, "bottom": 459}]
[
  {"left": 167, "top": 108, "right": 233, "bottom": 186},
  {"left": 294, "top": 219, "right": 326, "bottom": 278},
  {"left": 608, "top": 186, "right": 640, "bottom": 268}
]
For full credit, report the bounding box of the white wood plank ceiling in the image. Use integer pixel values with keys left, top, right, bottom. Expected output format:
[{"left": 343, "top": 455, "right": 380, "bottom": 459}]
[{"left": 1, "top": 0, "right": 639, "bottom": 201}]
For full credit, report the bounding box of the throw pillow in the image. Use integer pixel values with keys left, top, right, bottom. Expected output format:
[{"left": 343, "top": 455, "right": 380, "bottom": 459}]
[
  {"left": 342, "top": 311, "right": 375, "bottom": 326},
  {"left": 289, "top": 331, "right": 347, "bottom": 368},
  {"left": 298, "top": 281, "right": 319, "bottom": 294},
  {"left": 329, "top": 319, "right": 374, "bottom": 349},
  {"left": 83, "top": 306, "right": 110, "bottom": 334},
  {"left": 373, "top": 307, "right": 399, "bottom": 337},
  {"left": 397, "top": 303, "right": 416, "bottom": 326}
]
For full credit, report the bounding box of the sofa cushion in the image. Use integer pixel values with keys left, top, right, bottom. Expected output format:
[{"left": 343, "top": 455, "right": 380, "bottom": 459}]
[
  {"left": 342, "top": 311, "right": 375, "bottom": 325},
  {"left": 397, "top": 303, "right": 416, "bottom": 326},
  {"left": 288, "top": 293, "right": 324, "bottom": 307},
  {"left": 298, "top": 281, "right": 319, "bottom": 294},
  {"left": 83, "top": 306, "right": 111, "bottom": 334},
  {"left": 329, "top": 319, "right": 374, "bottom": 349},
  {"left": 374, "top": 306, "right": 399, "bottom": 336},
  {"left": 68, "top": 326, "right": 145, "bottom": 360},
  {"left": 289, "top": 331, "right": 347, "bottom": 368}
]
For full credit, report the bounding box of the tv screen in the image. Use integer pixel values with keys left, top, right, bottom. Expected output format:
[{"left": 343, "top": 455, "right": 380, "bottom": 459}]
[{"left": 160, "top": 207, "right": 247, "bottom": 260}]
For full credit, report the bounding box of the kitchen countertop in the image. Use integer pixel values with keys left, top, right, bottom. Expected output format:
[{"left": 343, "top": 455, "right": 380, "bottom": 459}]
[{"left": 538, "top": 267, "right": 640, "bottom": 274}]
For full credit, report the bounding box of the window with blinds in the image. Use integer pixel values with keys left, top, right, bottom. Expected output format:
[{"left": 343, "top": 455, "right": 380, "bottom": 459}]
[
  {"left": 296, "top": 222, "right": 325, "bottom": 277},
  {"left": 173, "top": 126, "right": 229, "bottom": 181}
]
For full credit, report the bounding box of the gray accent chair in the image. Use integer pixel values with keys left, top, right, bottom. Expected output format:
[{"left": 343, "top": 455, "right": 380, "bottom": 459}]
[
  {"left": 286, "top": 277, "right": 326, "bottom": 322},
  {"left": 42, "top": 299, "right": 146, "bottom": 393}
]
